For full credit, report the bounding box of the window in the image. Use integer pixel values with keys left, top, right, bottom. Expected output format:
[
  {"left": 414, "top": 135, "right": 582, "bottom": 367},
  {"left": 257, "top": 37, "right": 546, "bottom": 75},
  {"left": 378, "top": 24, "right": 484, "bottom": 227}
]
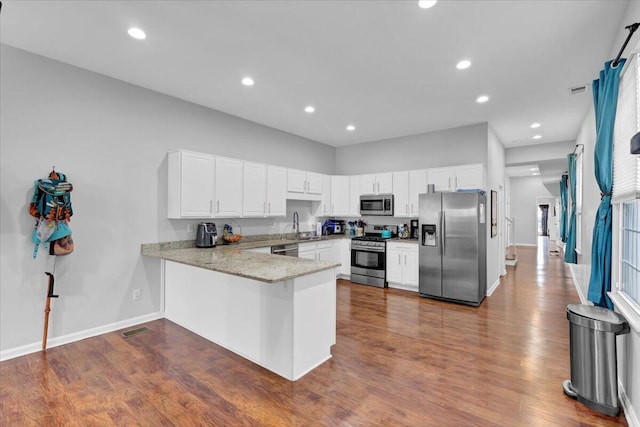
[
  {"left": 575, "top": 146, "right": 584, "bottom": 253},
  {"left": 611, "top": 52, "right": 640, "bottom": 322},
  {"left": 620, "top": 200, "right": 640, "bottom": 309}
]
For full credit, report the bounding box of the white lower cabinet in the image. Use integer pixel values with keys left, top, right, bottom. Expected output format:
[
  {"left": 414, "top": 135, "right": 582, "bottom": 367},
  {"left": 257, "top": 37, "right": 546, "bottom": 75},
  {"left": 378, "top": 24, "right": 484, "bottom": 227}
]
[
  {"left": 298, "top": 241, "right": 334, "bottom": 261},
  {"left": 332, "top": 238, "right": 351, "bottom": 277},
  {"left": 386, "top": 242, "right": 418, "bottom": 291}
]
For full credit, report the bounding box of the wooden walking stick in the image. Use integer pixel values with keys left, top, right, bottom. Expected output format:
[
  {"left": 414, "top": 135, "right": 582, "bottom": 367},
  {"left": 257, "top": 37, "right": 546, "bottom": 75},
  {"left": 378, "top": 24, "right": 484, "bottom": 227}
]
[{"left": 42, "top": 272, "right": 59, "bottom": 350}]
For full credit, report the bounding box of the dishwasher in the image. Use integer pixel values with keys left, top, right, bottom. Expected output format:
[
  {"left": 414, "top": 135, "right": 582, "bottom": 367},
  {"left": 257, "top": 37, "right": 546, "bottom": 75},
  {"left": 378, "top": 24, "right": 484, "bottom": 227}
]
[{"left": 271, "top": 243, "right": 299, "bottom": 257}]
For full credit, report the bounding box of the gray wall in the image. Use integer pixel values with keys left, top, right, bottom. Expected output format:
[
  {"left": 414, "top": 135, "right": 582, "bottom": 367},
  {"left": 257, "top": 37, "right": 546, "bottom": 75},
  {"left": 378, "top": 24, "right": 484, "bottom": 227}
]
[
  {"left": 510, "top": 176, "right": 556, "bottom": 245},
  {"left": 334, "top": 123, "right": 488, "bottom": 174},
  {"left": 487, "top": 126, "right": 506, "bottom": 283},
  {"left": 506, "top": 140, "right": 576, "bottom": 164},
  {"left": 0, "top": 45, "right": 335, "bottom": 353}
]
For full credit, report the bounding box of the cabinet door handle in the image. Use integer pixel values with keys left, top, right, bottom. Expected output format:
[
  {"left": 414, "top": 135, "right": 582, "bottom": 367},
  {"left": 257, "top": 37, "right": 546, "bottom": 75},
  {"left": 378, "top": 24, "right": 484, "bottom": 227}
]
[
  {"left": 455, "top": 176, "right": 458, "bottom": 189},
  {"left": 404, "top": 254, "right": 407, "bottom": 265},
  {"left": 406, "top": 203, "right": 409, "bottom": 214},
  {"left": 331, "top": 204, "right": 334, "bottom": 214},
  {"left": 448, "top": 177, "right": 451, "bottom": 189},
  {"left": 377, "top": 182, "right": 380, "bottom": 193},
  {"left": 398, "top": 254, "right": 401, "bottom": 264},
  {"left": 268, "top": 202, "right": 271, "bottom": 213},
  {"left": 210, "top": 200, "right": 213, "bottom": 213},
  {"left": 410, "top": 203, "right": 414, "bottom": 214},
  {"left": 217, "top": 200, "right": 220, "bottom": 213}
]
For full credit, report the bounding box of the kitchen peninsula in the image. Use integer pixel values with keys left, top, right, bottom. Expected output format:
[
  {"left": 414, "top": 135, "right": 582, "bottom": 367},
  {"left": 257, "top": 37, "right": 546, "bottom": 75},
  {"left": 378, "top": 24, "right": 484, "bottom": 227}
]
[{"left": 142, "top": 240, "right": 340, "bottom": 381}]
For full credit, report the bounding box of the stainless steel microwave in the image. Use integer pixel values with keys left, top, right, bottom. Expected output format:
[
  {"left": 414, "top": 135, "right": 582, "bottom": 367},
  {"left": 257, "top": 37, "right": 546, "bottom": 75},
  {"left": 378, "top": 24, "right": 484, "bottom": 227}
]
[{"left": 360, "top": 194, "right": 394, "bottom": 216}]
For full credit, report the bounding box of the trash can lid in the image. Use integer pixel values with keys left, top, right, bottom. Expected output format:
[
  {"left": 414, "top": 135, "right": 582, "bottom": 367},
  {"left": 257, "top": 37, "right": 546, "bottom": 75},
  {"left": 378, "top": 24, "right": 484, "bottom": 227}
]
[{"left": 566, "top": 304, "right": 629, "bottom": 333}]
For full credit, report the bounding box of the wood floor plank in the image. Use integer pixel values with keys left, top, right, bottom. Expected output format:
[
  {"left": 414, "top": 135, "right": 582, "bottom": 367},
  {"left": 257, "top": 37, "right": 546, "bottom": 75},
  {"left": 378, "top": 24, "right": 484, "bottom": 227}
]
[{"left": 0, "top": 242, "right": 629, "bottom": 426}]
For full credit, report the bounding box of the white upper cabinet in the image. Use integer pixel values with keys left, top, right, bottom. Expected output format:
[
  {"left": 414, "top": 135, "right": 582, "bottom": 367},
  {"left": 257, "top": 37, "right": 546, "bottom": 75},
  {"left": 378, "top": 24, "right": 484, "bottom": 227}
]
[
  {"left": 408, "top": 169, "right": 427, "bottom": 216},
  {"left": 243, "top": 162, "right": 267, "bottom": 217},
  {"left": 427, "top": 164, "right": 485, "bottom": 192},
  {"left": 393, "top": 169, "right": 427, "bottom": 217},
  {"left": 393, "top": 171, "right": 410, "bottom": 217},
  {"left": 349, "top": 175, "right": 361, "bottom": 216},
  {"left": 266, "top": 166, "right": 287, "bottom": 216},
  {"left": 427, "top": 167, "right": 455, "bottom": 192},
  {"left": 454, "top": 164, "right": 486, "bottom": 190},
  {"left": 287, "top": 169, "right": 323, "bottom": 200},
  {"left": 168, "top": 150, "right": 215, "bottom": 219},
  {"left": 243, "top": 163, "right": 287, "bottom": 217},
  {"left": 287, "top": 169, "right": 307, "bottom": 193},
  {"left": 314, "top": 174, "right": 332, "bottom": 217},
  {"left": 306, "top": 172, "right": 323, "bottom": 195},
  {"left": 360, "top": 173, "right": 393, "bottom": 195},
  {"left": 214, "top": 157, "right": 243, "bottom": 217},
  {"left": 330, "top": 175, "right": 350, "bottom": 216}
]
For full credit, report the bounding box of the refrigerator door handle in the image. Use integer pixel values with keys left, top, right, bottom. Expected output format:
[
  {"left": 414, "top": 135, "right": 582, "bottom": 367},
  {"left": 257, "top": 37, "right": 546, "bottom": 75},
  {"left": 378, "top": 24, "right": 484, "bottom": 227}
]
[{"left": 441, "top": 211, "right": 446, "bottom": 255}]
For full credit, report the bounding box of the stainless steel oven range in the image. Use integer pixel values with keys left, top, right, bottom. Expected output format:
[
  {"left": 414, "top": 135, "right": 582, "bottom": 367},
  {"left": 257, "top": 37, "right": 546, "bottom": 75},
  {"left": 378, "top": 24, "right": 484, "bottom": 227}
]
[{"left": 350, "top": 225, "right": 397, "bottom": 288}]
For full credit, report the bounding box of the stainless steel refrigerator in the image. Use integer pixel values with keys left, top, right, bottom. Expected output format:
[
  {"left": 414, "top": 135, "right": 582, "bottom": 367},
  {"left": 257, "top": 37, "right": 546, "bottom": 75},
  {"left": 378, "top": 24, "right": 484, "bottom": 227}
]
[{"left": 418, "top": 192, "right": 486, "bottom": 306}]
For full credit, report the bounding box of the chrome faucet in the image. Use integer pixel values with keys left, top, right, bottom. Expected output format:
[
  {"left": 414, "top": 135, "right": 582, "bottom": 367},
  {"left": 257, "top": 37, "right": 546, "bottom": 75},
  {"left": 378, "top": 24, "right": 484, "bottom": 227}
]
[{"left": 293, "top": 211, "right": 300, "bottom": 239}]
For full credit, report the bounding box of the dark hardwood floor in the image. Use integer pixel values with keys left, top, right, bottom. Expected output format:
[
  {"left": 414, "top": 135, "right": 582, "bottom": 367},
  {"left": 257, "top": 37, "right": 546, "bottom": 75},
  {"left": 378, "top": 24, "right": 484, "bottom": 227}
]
[{"left": 1, "top": 243, "right": 628, "bottom": 426}]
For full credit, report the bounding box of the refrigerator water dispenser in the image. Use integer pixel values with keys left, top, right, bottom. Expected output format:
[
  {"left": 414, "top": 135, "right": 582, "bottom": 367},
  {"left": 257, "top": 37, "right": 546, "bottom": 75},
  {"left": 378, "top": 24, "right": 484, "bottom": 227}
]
[{"left": 422, "top": 224, "right": 437, "bottom": 247}]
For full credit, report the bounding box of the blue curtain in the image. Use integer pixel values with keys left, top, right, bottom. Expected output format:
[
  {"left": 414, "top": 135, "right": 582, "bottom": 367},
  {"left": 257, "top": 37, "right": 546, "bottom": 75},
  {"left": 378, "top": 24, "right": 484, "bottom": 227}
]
[
  {"left": 559, "top": 174, "right": 568, "bottom": 242},
  {"left": 588, "top": 59, "right": 625, "bottom": 309},
  {"left": 564, "top": 154, "right": 577, "bottom": 263}
]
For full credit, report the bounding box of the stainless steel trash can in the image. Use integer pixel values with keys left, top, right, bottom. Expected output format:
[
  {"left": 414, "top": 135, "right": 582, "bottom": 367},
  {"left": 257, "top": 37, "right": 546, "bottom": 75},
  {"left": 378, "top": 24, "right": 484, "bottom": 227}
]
[{"left": 562, "top": 304, "right": 629, "bottom": 416}]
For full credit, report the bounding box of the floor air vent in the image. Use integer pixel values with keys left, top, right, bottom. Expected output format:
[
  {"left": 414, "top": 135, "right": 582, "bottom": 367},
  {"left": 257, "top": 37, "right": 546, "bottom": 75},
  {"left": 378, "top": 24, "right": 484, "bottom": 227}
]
[{"left": 121, "top": 326, "right": 150, "bottom": 338}]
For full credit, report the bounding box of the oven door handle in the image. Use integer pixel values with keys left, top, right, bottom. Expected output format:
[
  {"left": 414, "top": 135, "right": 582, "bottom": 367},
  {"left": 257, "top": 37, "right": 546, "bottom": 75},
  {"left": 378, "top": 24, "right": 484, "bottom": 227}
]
[{"left": 351, "top": 246, "right": 385, "bottom": 253}]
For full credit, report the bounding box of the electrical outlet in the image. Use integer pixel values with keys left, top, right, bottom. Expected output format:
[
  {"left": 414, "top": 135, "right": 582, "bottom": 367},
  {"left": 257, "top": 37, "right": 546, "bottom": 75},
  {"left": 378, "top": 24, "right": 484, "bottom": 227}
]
[
  {"left": 187, "top": 223, "right": 194, "bottom": 233},
  {"left": 132, "top": 289, "right": 141, "bottom": 300}
]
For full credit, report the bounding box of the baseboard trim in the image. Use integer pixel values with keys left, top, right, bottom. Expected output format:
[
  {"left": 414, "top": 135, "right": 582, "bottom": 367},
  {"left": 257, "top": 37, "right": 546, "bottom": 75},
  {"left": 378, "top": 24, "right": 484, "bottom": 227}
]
[
  {"left": 568, "top": 264, "right": 589, "bottom": 305},
  {"left": 515, "top": 243, "right": 537, "bottom": 247},
  {"left": 619, "top": 381, "right": 639, "bottom": 427},
  {"left": 487, "top": 278, "right": 500, "bottom": 296},
  {"left": 0, "top": 311, "right": 164, "bottom": 362}
]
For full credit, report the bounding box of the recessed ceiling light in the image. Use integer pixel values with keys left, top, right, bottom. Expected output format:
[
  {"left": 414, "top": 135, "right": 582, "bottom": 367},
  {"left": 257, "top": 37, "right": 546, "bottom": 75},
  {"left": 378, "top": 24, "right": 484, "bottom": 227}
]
[
  {"left": 456, "top": 60, "right": 471, "bottom": 70},
  {"left": 530, "top": 122, "right": 541, "bottom": 128},
  {"left": 530, "top": 167, "right": 537, "bottom": 171},
  {"left": 242, "top": 77, "right": 255, "bottom": 86},
  {"left": 127, "top": 28, "right": 146, "bottom": 40},
  {"left": 476, "top": 95, "right": 489, "bottom": 103},
  {"left": 533, "top": 135, "right": 542, "bottom": 140},
  {"left": 418, "top": 0, "right": 438, "bottom": 8},
  {"left": 304, "top": 105, "right": 315, "bottom": 113},
  {"left": 346, "top": 125, "right": 356, "bottom": 132}
]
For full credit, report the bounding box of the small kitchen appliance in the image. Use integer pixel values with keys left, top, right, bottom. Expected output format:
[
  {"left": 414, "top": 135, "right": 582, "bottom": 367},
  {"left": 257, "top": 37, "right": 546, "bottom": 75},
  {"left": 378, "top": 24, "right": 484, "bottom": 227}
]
[
  {"left": 322, "top": 219, "right": 345, "bottom": 235},
  {"left": 410, "top": 219, "right": 419, "bottom": 239},
  {"left": 350, "top": 224, "right": 397, "bottom": 288},
  {"left": 195, "top": 222, "right": 217, "bottom": 248}
]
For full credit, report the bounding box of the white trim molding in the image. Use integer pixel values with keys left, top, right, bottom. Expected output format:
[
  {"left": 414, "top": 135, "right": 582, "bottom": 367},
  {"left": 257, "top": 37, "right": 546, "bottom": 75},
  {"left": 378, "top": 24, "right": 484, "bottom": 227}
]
[
  {"left": 619, "top": 380, "right": 639, "bottom": 427},
  {"left": 569, "top": 264, "right": 589, "bottom": 305},
  {"left": 487, "top": 278, "right": 500, "bottom": 296},
  {"left": 0, "top": 311, "right": 164, "bottom": 362}
]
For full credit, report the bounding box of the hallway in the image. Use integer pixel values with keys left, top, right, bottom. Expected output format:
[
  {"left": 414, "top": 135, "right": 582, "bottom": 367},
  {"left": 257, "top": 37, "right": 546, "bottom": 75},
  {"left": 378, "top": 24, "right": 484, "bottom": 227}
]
[{"left": 0, "top": 246, "right": 628, "bottom": 426}]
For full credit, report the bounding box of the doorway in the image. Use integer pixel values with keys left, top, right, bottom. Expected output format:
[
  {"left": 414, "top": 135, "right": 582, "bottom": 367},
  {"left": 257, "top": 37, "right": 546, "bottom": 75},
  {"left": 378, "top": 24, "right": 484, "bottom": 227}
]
[{"left": 538, "top": 204, "right": 549, "bottom": 236}]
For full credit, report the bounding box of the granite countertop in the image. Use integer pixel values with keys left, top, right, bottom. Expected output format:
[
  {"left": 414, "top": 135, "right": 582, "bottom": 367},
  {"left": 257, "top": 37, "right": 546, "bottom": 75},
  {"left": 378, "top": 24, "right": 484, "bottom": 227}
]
[{"left": 141, "top": 236, "right": 343, "bottom": 283}]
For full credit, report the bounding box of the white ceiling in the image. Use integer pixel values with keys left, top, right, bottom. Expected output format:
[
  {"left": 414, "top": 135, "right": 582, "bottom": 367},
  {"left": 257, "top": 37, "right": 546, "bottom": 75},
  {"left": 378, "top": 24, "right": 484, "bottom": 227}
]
[{"left": 0, "top": 0, "right": 629, "bottom": 148}]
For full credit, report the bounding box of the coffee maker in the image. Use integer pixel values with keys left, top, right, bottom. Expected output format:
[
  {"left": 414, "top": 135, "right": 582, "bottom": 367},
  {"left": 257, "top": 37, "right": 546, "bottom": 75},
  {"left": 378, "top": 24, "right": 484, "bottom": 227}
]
[{"left": 410, "top": 219, "right": 419, "bottom": 239}]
